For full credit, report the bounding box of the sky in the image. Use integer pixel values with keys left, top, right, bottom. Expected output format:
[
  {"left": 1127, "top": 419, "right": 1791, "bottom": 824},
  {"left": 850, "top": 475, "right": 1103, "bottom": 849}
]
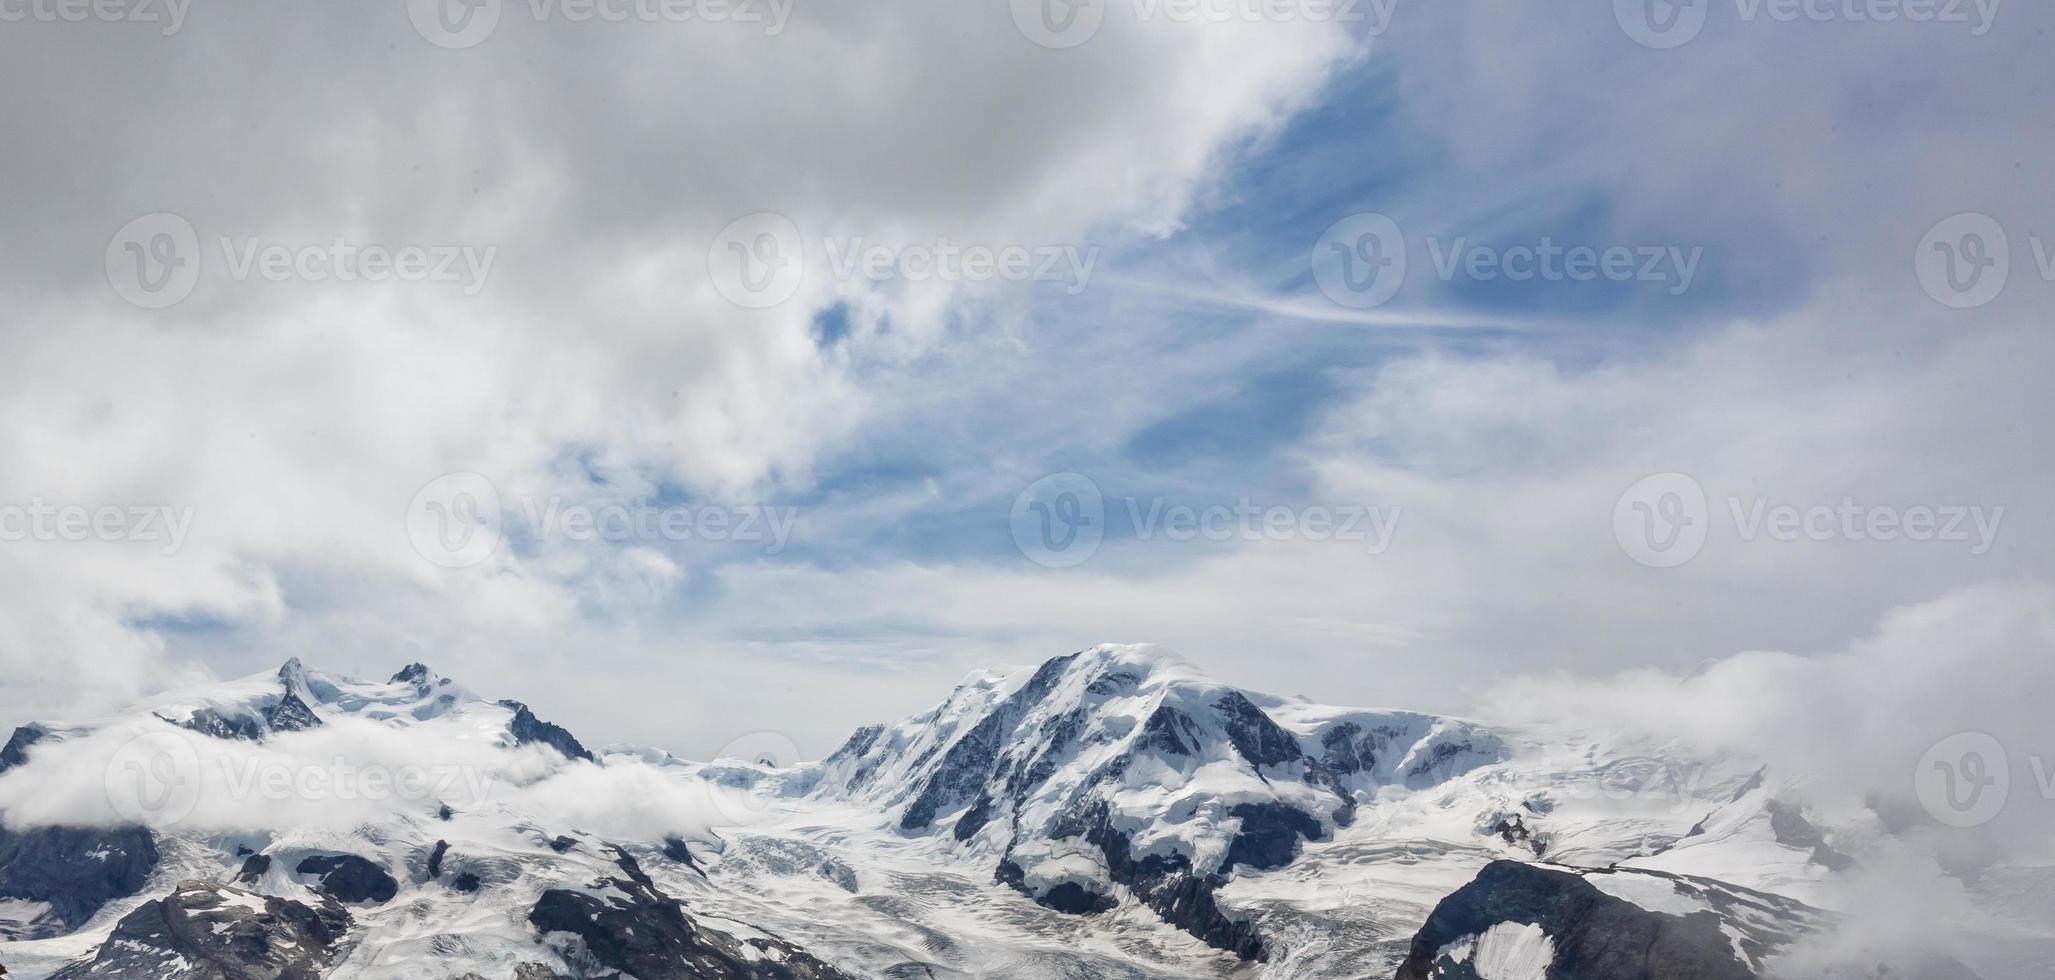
[{"left": 0, "top": 0, "right": 2050, "bottom": 813}]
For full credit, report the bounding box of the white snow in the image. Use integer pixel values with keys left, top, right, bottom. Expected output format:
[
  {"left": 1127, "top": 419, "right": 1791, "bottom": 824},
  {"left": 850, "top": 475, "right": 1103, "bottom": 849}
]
[
  {"left": 1469, "top": 921, "right": 1555, "bottom": 980},
  {"left": 1587, "top": 871, "right": 1706, "bottom": 917}
]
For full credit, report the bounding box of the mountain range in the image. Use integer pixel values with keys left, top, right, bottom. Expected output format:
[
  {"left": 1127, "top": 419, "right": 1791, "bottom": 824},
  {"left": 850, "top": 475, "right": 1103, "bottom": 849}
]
[{"left": 0, "top": 644, "right": 2011, "bottom": 978}]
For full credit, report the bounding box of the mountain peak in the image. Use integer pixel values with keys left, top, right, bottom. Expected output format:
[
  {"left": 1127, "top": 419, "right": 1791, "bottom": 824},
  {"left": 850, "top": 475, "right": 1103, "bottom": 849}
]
[
  {"left": 805, "top": 645, "right": 1510, "bottom": 958},
  {"left": 1066, "top": 642, "right": 1192, "bottom": 680}
]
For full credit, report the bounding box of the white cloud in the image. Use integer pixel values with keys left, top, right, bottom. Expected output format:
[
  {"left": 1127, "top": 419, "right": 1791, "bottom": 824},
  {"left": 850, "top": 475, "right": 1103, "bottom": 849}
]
[{"left": 0, "top": 6, "right": 1362, "bottom": 724}]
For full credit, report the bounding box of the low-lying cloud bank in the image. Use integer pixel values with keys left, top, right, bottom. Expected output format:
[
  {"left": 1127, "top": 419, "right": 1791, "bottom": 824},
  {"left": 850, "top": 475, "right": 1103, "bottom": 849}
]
[{"left": 1483, "top": 581, "right": 2055, "bottom": 973}]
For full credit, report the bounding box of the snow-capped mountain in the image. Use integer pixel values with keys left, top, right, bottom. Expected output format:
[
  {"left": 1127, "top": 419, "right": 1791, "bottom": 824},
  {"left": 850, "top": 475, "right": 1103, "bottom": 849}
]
[
  {"left": 793, "top": 645, "right": 1506, "bottom": 960},
  {"left": 0, "top": 645, "right": 2005, "bottom": 978}
]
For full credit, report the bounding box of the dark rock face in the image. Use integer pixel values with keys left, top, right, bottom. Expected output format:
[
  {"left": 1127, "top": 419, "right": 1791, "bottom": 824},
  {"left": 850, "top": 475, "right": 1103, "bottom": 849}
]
[
  {"left": 0, "top": 724, "right": 50, "bottom": 774},
  {"left": 1393, "top": 861, "right": 1815, "bottom": 980},
  {"left": 52, "top": 880, "right": 350, "bottom": 980},
  {"left": 528, "top": 847, "right": 851, "bottom": 979},
  {"left": 1406, "top": 740, "right": 1483, "bottom": 781},
  {"left": 824, "top": 724, "right": 888, "bottom": 793},
  {"left": 427, "top": 840, "right": 450, "bottom": 878},
  {"left": 0, "top": 825, "right": 159, "bottom": 937},
  {"left": 548, "top": 834, "right": 577, "bottom": 853},
  {"left": 1215, "top": 691, "right": 1304, "bottom": 768},
  {"left": 1135, "top": 705, "right": 1203, "bottom": 757},
  {"left": 262, "top": 689, "right": 323, "bottom": 732},
  {"left": 1317, "top": 721, "right": 1372, "bottom": 776},
  {"left": 450, "top": 872, "right": 481, "bottom": 893},
  {"left": 175, "top": 707, "right": 266, "bottom": 741},
  {"left": 1223, "top": 803, "right": 1326, "bottom": 872},
  {"left": 662, "top": 836, "right": 707, "bottom": 877},
  {"left": 236, "top": 854, "right": 272, "bottom": 884},
  {"left": 498, "top": 700, "right": 596, "bottom": 763},
  {"left": 295, "top": 854, "right": 398, "bottom": 905},
  {"left": 995, "top": 857, "right": 1116, "bottom": 915},
  {"left": 1494, "top": 815, "right": 1548, "bottom": 857},
  {"left": 1766, "top": 800, "right": 1853, "bottom": 871}
]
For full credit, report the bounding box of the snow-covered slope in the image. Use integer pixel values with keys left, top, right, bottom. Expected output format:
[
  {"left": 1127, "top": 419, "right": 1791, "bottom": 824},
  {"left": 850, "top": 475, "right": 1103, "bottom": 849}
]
[
  {"left": 793, "top": 645, "right": 1506, "bottom": 959},
  {"left": 0, "top": 645, "right": 2006, "bottom": 978}
]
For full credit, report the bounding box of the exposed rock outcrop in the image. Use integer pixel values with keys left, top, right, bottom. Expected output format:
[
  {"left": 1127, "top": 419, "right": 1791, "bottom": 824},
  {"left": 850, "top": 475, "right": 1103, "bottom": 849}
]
[
  {"left": 295, "top": 854, "right": 398, "bottom": 905},
  {"left": 52, "top": 880, "right": 351, "bottom": 979},
  {"left": 0, "top": 824, "right": 159, "bottom": 938},
  {"left": 500, "top": 700, "right": 596, "bottom": 763},
  {"left": 1393, "top": 861, "right": 1818, "bottom": 980},
  {"left": 528, "top": 847, "right": 850, "bottom": 979}
]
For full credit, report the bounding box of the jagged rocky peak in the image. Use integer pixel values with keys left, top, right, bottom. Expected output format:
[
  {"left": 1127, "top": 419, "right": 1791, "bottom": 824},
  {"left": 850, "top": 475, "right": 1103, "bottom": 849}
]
[
  {"left": 499, "top": 699, "right": 596, "bottom": 763},
  {"left": 0, "top": 723, "right": 50, "bottom": 775},
  {"left": 51, "top": 879, "right": 352, "bottom": 980}
]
